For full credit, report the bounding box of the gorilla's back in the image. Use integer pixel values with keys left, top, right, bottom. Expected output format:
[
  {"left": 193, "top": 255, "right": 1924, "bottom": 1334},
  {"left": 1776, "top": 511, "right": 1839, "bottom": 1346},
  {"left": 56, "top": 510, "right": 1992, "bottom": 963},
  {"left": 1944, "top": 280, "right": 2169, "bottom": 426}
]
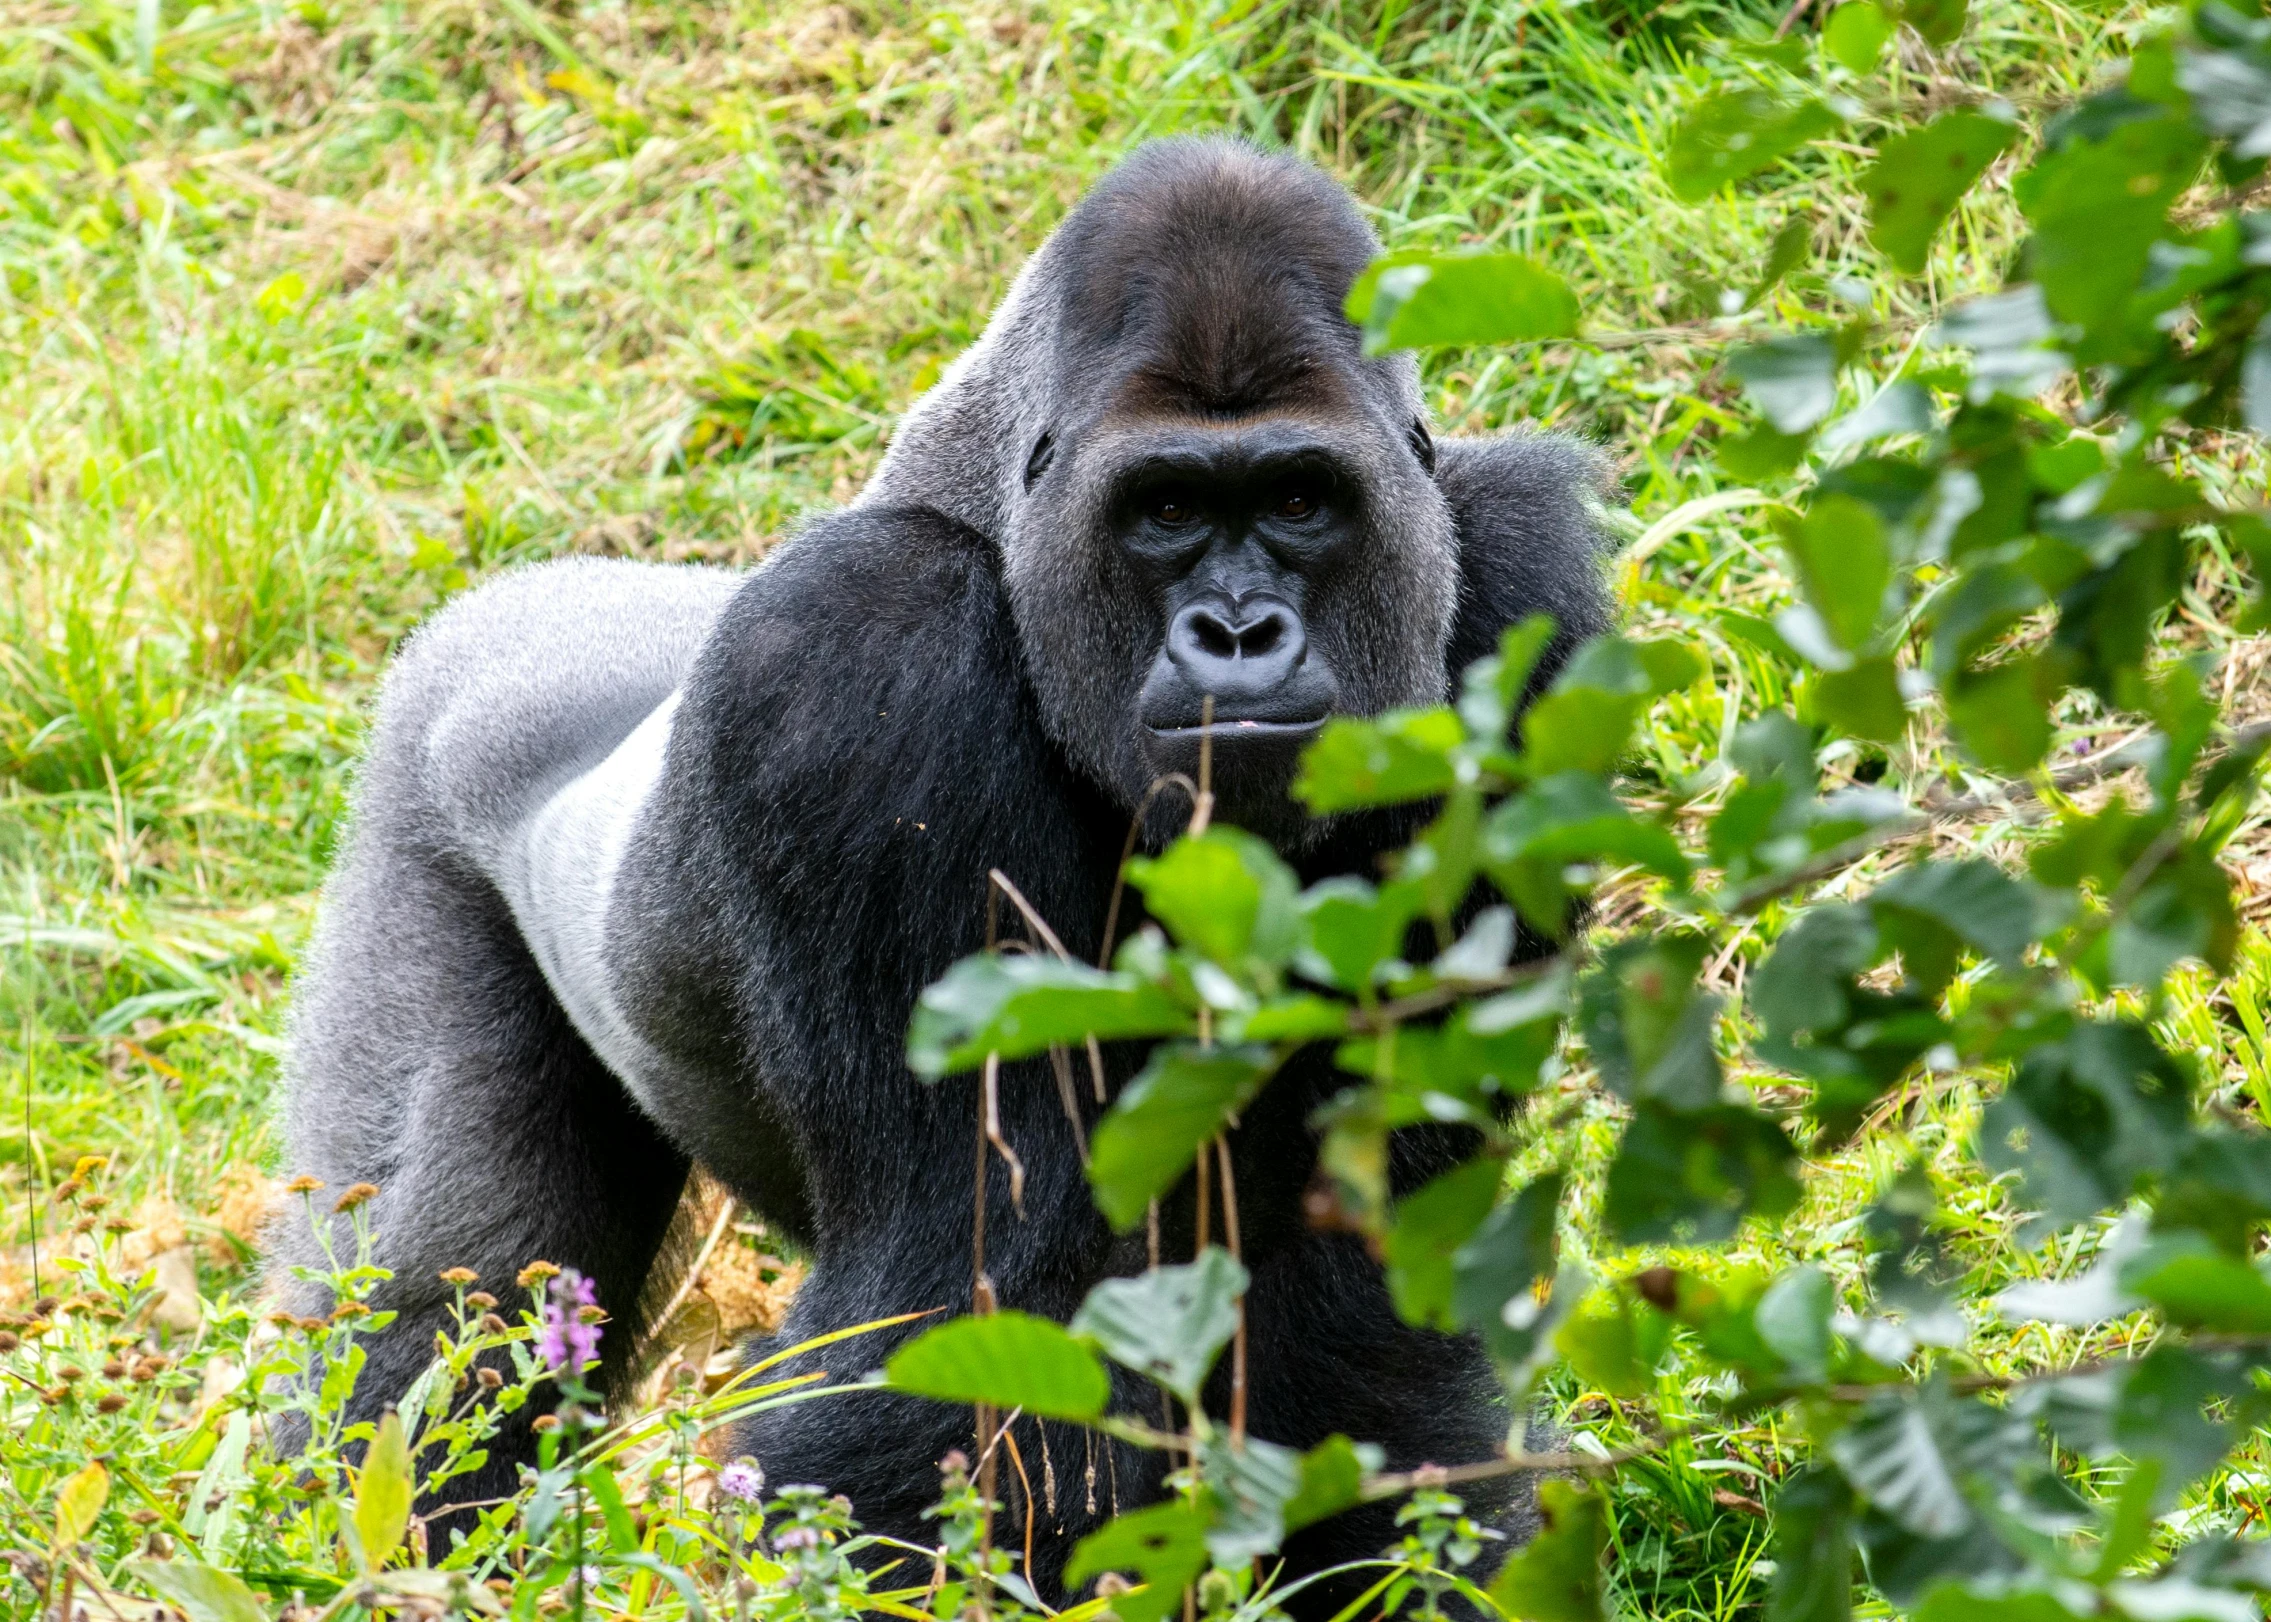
[
  {"left": 285, "top": 557, "right": 742, "bottom": 1183},
  {"left": 381, "top": 557, "right": 741, "bottom": 866}
]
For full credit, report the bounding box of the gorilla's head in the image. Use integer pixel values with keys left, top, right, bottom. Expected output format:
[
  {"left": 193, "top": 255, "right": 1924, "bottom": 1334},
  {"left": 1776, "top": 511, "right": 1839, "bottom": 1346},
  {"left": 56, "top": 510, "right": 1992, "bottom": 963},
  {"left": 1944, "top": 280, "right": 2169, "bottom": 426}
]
[{"left": 868, "top": 138, "right": 1457, "bottom": 849}]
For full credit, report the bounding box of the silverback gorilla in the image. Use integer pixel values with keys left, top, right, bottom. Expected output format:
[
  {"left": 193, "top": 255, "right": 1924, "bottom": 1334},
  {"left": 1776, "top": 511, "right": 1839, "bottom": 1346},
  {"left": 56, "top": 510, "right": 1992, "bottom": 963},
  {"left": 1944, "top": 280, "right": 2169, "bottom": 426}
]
[{"left": 275, "top": 137, "right": 1610, "bottom": 1602}]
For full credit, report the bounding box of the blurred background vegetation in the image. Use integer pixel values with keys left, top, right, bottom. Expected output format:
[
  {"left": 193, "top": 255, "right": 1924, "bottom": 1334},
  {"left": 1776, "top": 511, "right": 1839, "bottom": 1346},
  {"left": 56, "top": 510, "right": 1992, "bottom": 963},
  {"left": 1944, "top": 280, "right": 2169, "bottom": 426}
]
[{"left": 12, "top": 1, "right": 2262, "bottom": 1614}]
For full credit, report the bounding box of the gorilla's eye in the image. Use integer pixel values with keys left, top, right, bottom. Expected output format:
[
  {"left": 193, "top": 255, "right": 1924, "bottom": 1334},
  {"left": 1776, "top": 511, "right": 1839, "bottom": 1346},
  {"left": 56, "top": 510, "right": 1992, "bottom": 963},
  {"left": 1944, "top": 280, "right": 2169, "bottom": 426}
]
[
  {"left": 1150, "top": 491, "right": 1199, "bottom": 525},
  {"left": 1276, "top": 489, "right": 1318, "bottom": 520}
]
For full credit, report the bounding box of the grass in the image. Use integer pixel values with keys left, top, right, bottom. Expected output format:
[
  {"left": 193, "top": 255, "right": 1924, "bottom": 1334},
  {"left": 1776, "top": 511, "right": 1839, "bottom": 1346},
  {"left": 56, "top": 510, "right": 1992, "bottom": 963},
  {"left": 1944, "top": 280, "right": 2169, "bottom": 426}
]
[{"left": 3, "top": 0, "right": 2267, "bottom": 1616}]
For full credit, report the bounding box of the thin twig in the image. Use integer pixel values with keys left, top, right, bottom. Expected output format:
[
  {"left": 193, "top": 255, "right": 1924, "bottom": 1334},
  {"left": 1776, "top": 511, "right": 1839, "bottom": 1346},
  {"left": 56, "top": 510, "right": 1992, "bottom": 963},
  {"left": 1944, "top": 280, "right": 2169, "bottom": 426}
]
[
  {"left": 983, "top": 1052, "right": 1026, "bottom": 1218},
  {"left": 1215, "top": 1137, "right": 1247, "bottom": 1449},
  {"left": 999, "top": 1422, "right": 1040, "bottom": 1591},
  {"left": 1725, "top": 716, "right": 2271, "bottom": 917},
  {"left": 988, "top": 869, "right": 1073, "bottom": 961},
  {"left": 972, "top": 1075, "right": 992, "bottom": 1314},
  {"left": 1048, "top": 1044, "right": 1089, "bottom": 1165},
  {"left": 648, "top": 1194, "right": 738, "bottom": 1332},
  {"left": 1194, "top": 1130, "right": 1211, "bottom": 1254},
  {"left": 991, "top": 867, "right": 1110, "bottom": 1116},
  {"left": 1099, "top": 775, "right": 1201, "bottom": 968},
  {"left": 1360, "top": 1442, "right": 1661, "bottom": 1499},
  {"left": 1190, "top": 696, "right": 1216, "bottom": 837}
]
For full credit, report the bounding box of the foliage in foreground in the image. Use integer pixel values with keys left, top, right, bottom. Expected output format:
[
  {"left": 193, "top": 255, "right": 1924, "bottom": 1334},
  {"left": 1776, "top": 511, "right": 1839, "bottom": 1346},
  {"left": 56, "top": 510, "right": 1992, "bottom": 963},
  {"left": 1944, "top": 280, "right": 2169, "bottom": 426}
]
[{"left": 896, "top": 4, "right": 2271, "bottom": 1621}]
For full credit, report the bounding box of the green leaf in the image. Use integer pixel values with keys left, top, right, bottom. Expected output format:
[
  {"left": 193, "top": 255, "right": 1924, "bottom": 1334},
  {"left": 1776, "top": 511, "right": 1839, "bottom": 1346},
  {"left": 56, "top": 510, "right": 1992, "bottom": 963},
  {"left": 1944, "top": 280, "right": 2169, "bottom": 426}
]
[
  {"left": 1519, "top": 687, "right": 1642, "bottom": 779},
  {"left": 1888, "top": 0, "right": 1965, "bottom": 45},
  {"left": 1756, "top": 1265, "right": 1836, "bottom": 1384},
  {"left": 1578, "top": 937, "right": 1722, "bottom": 1109},
  {"left": 2017, "top": 1344, "right": 2243, "bottom": 1501},
  {"left": 1911, "top": 1589, "right": 2084, "bottom": 1622},
  {"left": 1070, "top": 1248, "right": 1248, "bottom": 1404},
  {"left": 1295, "top": 876, "right": 1425, "bottom": 993},
  {"left": 1234, "top": 993, "right": 1351, "bottom": 1044},
  {"left": 355, "top": 1410, "right": 413, "bottom": 1574},
  {"left": 1345, "top": 251, "right": 1579, "bottom": 356},
  {"left": 1861, "top": 1164, "right": 1966, "bottom": 1340},
  {"left": 1294, "top": 707, "right": 1464, "bottom": 812},
  {"left": 1666, "top": 91, "right": 1842, "bottom": 202},
  {"left": 1824, "top": 2, "right": 1893, "bottom": 73},
  {"left": 1383, "top": 1157, "right": 1506, "bottom": 1330},
  {"left": 1806, "top": 656, "right": 1908, "bottom": 743},
  {"left": 2119, "top": 1233, "right": 2271, "bottom": 1333},
  {"left": 1087, "top": 1045, "right": 1271, "bottom": 1232},
  {"left": 1828, "top": 1398, "right": 1971, "bottom": 1540},
  {"left": 1338, "top": 977, "right": 1566, "bottom": 1118},
  {"left": 1748, "top": 214, "right": 1814, "bottom": 307},
  {"left": 1994, "top": 1216, "right": 2147, "bottom": 1327},
  {"left": 1281, "top": 1435, "right": 1383, "bottom": 1534},
  {"left": 1731, "top": 334, "right": 1842, "bottom": 435},
  {"left": 1861, "top": 112, "right": 2018, "bottom": 275},
  {"left": 2017, "top": 112, "right": 2204, "bottom": 339},
  {"left": 1930, "top": 285, "right": 2068, "bottom": 400},
  {"left": 1488, "top": 1478, "right": 1608, "bottom": 1622},
  {"left": 1870, "top": 859, "right": 2041, "bottom": 970},
  {"left": 1516, "top": 632, "right": 1689, "bottom": 779},
  {"left": 1766, "top": 1467, "right": 1857, "bottom": 1622},
  {"left": 1554, "top": 1287, "right": 1663, "bottom": 1399},
  {"left": 1127, "top": 828, "right": 1299, "bottom": 976},
  {"left": 1451, "top": 1173, "right": 1565, "bottom": 1365},
  {"left": 129, "top": 1562, "right": 271, "bottom": 1622},
  {"left": 1719, "top": 424, "right": 1812, "bottom": 480},
  {"left": 885, "top": 1311, "right": 1111, "bottom": 1420},
  {"left": 581, "top": 1462, "right": 638, "bottom": 1553},
  {"left": 1459, "top": 614, "right": 1561, "bottom": 743},
  {"left": 1977, "top": 1022, "right": 2192, "bottom": 1233},
  {"left": 1777, "top": 494, "right": 1891, "bottom": 651},
  {"left": 1944, "top": 655, "right": 2060, "bottom": 775},
  {"left": 1484, "top": 773, "right": 1691, "bottom": 936},
  {"left": 1065, "top": 1501, "right": 1209, "bottom": 1622},
  {"left": 907, "top": 955, "right": 1191, "bottom": 1079},
  {"left": 1197, "top": 1434, "right": 1303, "bottom": 1564},
  {"left": 1604, "top": 1101, "right": 1802, "bottom": 1245},
  {"left": 54, "top": 1460, "right": 108, "bottom": 1549}
]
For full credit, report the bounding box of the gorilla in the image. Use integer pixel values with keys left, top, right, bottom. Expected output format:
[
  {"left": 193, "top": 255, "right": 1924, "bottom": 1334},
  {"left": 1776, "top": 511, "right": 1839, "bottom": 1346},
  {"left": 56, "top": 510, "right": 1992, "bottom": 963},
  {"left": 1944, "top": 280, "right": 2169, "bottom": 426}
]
[{"left": 274, "top": 136, "right": 1609, "bottom": 1604}]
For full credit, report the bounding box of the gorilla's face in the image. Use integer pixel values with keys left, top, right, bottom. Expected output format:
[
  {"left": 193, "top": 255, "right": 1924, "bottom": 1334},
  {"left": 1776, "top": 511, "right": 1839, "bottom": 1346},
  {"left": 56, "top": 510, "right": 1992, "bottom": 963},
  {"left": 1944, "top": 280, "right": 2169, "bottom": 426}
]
[
  {"left": 992, "top": 148, "right": 1459, "bottom": 852},
  {"left": 1009, "top": 388, "right": 1456, "bottom": 850}
]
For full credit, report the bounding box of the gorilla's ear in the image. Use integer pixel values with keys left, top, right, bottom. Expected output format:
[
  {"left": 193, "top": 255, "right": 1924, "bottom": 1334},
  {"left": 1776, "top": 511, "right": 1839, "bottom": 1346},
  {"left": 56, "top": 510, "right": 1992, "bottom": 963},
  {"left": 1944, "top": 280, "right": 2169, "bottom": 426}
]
[
  {"left": 1407, "top": 417, "right": 1437, "bottom": 475},
  {"left": 1023, "top": 430, "right": 1058, "bottom": 490}
]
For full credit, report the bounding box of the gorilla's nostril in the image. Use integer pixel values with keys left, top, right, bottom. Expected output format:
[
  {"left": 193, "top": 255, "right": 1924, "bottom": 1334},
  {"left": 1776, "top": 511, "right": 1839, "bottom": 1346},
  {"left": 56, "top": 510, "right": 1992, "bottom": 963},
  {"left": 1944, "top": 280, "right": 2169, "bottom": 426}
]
[
  {"left": 1194, "top": 616, "right": 1239, "bottom": 659},
  {"left": 1236, "top": 617, "right": 1283, "bottom": 658}
]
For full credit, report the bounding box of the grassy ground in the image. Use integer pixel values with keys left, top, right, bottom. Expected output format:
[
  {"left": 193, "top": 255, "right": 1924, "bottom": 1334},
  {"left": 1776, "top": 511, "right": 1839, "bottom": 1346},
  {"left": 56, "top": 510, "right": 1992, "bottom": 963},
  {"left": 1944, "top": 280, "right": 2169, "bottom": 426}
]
[{"left": 4, "top": 0, "right": 2264, "bottom": 1615}]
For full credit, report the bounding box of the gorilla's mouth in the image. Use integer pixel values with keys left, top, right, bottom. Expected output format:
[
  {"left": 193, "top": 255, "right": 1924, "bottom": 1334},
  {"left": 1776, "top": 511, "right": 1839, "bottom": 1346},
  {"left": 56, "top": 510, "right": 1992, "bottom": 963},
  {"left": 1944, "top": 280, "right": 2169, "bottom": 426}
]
[{"left": 1144, "top": 716, "right": 1328, "bottom": 742}]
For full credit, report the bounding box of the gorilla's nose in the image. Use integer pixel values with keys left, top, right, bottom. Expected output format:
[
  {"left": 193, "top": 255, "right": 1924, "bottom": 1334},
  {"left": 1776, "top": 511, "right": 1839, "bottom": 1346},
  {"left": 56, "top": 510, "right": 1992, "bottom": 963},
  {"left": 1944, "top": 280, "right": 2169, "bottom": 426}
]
[{"left": 1166, "top": 596, "right": 1307, "bottom": 700}]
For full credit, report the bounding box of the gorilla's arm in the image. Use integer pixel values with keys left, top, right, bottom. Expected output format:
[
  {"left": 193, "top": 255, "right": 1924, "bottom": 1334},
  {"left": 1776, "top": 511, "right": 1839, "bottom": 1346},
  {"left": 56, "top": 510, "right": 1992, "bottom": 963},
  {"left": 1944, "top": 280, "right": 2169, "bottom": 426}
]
[{"left": 1436, "top": 432, "right": 1615, "bottom": 689}]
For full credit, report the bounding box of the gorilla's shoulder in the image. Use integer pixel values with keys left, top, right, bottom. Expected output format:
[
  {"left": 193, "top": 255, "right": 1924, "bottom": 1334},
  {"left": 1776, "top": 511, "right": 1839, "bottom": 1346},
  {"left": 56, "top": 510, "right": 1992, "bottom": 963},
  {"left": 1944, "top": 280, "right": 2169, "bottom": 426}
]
[
  {"left": 679, "top": 503, "right": 1036, "bottom": 782},
  {"left": 712, "top": 503, "right": 1006, "bottom": 648},
  {"left": 1437, "top": 432, "right": 1620, "bottom": 686}
]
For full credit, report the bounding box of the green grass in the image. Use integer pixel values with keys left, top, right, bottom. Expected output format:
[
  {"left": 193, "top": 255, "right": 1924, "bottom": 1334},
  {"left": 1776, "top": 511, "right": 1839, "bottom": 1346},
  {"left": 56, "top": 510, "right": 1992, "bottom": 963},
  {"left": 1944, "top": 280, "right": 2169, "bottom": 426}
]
[{"left": 4, "top": 0, "right": 2265, "bottom": 1616}]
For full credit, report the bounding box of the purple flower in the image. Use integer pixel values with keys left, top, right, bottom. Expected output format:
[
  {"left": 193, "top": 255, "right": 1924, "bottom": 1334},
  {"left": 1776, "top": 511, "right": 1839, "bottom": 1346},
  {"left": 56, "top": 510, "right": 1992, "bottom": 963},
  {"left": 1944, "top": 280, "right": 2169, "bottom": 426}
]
[
  {"left": 538, "top": 1269, "right": 602, "bottom": 1372},
  {"left": 717, "top": 1459, "right": 765, "bottom": 1503}
]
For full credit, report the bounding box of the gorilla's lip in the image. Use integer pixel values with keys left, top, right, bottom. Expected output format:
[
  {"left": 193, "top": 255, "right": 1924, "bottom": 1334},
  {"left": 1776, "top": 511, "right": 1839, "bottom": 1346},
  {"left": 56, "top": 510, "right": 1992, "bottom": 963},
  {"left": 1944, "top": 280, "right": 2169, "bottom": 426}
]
[{"left": 1143, "top": 717, "right": 1328, "bottom": 741}]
